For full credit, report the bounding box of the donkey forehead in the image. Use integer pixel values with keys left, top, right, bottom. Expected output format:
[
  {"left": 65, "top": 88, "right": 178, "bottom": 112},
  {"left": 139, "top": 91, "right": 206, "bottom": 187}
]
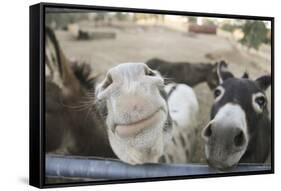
[
  {"left": 213, "top": 78, "right": 263, "bottom": 114},
  {"left": 221, "top": 78, "right": 261, "bottom": 97},
  {"left": 109, "top": 63, "right": 148, "bottom": 79}
]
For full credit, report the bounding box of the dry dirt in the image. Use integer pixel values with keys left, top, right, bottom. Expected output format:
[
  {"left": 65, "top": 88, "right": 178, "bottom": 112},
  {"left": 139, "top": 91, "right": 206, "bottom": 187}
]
[{"left": 55, "top": 24, "right": 271, "bottom": 164}]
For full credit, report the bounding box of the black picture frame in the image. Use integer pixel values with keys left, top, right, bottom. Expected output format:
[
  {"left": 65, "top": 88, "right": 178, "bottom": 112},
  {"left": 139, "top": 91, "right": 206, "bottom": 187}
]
[{"left": 30, "top": 2, "right": 274, "bottom": 188}]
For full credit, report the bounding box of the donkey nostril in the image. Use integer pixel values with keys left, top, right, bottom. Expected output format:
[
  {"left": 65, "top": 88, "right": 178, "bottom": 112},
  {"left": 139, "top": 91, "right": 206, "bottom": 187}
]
[
  {"left": 203, "top": 124, "right": 212, "bottom": 138},
  {"left": 102, "top": 73, "right": 113, "bottom": 90},
  {"left": 234, "top": 130, "right": 245, "bottom": 147}
]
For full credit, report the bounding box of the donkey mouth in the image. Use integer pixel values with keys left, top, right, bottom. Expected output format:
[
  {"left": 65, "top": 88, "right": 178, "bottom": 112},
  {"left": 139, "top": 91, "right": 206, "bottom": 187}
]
[
  {"left": 207, "top": 158, "right": 238, "bottom": 171},
  {"left": 115, "top": 108, "right": 164, "bottom": 138}
]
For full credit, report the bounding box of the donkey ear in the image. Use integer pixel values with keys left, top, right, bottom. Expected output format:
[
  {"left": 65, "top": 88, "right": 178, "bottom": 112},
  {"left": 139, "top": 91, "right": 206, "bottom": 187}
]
[
  {"left": 242, "top": 72, "right": 249, "bottom": 79},
  {"left": 255, "top": 75, "right": 271, "bottom": 91},
  {"left": 45, "top": 26, "right": 81, "bottom": 93},
  {"left": 216, "top": 60, "right": 234, "bottom": 84}
]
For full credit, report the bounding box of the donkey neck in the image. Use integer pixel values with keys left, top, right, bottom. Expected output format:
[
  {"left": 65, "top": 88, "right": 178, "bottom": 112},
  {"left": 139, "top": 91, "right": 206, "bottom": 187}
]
[
  {"left": 147, "top": 59, "right": 213, "bottom": 87},
  {"left": 240, "top": 116, "right": 271, "bottom": 163},
  {"left": 176, "top": 63, "right": 212, "bottom": 86}
]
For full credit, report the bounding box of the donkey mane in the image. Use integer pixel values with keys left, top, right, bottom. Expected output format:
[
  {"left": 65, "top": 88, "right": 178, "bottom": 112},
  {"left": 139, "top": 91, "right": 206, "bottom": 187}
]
[{"left": 71, "top": 62, "right": 96, "bottom": 91}]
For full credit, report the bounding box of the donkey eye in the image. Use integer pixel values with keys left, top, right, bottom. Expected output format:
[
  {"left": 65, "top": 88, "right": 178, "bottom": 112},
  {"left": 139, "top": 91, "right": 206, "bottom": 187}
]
[
  {"left": 145, "top": 68, "right": 156, "bottom": 76},
  {"left": 102, "top": 73, "right": 113, "bottom": 89},
  {"left": 214, "top": 89, "right": 221, "bottom": 98},
  {"left": 213, "top": 86, "right": 225, "bottom": 102},
  {"left": 252, "top": 92, "right": 267, "bottom": 113},
  {"left": 255, "top": 96, "right": 266, "bottom": 107}
]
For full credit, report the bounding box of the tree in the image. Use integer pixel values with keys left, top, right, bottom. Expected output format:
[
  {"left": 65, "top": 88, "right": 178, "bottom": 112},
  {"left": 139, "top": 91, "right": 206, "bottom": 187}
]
[
  {"left": 240, "top": 21, "right": 268, "bottom": 50},
  {"left": 221, "top": 23, "right": 237, "bottom": 32}
]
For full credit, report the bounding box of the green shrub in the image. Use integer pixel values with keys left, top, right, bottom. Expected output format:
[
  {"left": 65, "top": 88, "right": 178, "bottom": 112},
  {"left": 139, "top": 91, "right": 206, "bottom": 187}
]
[{"left": 240, "top": 21, "right": 268, "bottom": 49}]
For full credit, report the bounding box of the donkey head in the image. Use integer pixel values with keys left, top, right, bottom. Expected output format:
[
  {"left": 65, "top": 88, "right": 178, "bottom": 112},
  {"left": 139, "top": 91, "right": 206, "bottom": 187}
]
[
  {"left": 45, "top": 27, "right": 82, "bottom": 152},
  {"left": 45, "top": 27, "right": 114, "bottom": 157},
  {"left": 96, "top": 63, "right": 172, "bottom": 164},
  {"left": 202, "top": 63, "right": 271, "bottom": 170}
]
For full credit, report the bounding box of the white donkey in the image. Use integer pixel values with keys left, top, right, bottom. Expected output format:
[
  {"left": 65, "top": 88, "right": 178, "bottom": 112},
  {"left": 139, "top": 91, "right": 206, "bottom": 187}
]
[{"left": 96, "top": 63, "right": 198, "bottom": 164}]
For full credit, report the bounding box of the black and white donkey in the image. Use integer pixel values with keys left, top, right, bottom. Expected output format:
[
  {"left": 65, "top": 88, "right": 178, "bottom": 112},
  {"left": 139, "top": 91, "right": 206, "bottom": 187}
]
[{"left": 202, "top": 64, "right": 271, "bottom": 170}]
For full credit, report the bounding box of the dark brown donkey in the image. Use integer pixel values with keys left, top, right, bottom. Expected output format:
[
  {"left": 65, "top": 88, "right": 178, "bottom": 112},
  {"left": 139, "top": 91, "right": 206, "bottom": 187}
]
[
  {"left": 146, "top": 58, "right": 229, "bottom": 90},
  {"left": 45, "top": 27, "right": 115, "bottom": 157}
]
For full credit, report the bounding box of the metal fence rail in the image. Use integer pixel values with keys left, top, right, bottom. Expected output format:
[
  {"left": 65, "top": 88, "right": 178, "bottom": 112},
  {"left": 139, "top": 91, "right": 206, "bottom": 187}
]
[{"left": 46, "top": 154, "right": 271, "bottom": 180}]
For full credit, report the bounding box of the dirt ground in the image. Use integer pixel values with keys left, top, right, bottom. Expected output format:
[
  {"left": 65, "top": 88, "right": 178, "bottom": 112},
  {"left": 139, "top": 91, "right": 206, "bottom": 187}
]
[{"left": 55, "top": 24, "right": 271, "bottom": 163}]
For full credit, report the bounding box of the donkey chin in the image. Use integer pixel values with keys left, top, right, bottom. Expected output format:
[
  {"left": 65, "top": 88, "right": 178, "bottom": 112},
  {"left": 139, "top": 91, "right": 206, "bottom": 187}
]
[
  {"left": 205, "top": 148, "right": 247, "bottom": 171},
  {"left": 106, "top": 105, "right": 169, "bottom": 164}
]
